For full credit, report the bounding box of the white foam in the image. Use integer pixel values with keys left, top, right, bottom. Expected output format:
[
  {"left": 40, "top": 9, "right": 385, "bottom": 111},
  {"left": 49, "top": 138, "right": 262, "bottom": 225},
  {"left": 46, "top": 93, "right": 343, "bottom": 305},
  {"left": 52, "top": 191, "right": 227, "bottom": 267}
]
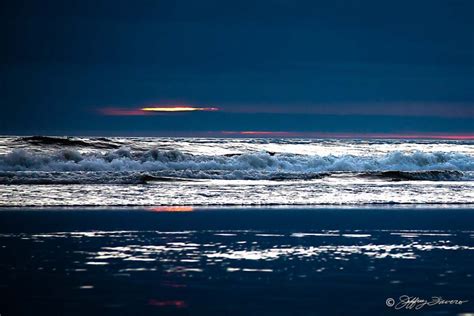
[{"left": 1, "top": 148, "right": 473, "bottom": 174}]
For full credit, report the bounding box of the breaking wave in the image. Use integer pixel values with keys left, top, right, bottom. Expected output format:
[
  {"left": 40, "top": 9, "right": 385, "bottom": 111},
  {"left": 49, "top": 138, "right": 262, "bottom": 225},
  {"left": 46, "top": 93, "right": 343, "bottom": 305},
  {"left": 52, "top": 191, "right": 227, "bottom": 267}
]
[
  {"left": 1, "top": 147, "right": 473, "bottom": 173},
  {"left": 0, "top": 147, "right": 473, "bottom": 183}
]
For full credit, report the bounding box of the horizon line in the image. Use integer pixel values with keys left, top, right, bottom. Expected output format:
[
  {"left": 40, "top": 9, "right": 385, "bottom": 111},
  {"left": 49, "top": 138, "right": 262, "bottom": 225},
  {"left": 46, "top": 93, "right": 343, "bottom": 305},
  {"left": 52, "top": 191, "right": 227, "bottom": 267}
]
[{"left": 1, "top": 132, "right": 474, "bottom": 140}]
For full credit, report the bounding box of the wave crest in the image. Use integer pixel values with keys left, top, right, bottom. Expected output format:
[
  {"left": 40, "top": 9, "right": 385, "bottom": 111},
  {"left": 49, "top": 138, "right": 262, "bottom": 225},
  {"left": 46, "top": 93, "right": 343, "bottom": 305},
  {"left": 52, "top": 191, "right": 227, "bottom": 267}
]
[{"left": 1, "top": 148, "right": 473, "bottom": 172}]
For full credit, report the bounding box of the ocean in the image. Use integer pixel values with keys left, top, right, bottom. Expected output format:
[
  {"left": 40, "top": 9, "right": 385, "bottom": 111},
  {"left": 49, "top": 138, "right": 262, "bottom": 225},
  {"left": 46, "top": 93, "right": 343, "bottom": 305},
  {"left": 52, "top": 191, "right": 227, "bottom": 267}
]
[
  {"left": 1, "top": 136, "right": 473, "bottom": 206},
  {"left": 0, "top": 136, "right": 473, "bottom": 315}
]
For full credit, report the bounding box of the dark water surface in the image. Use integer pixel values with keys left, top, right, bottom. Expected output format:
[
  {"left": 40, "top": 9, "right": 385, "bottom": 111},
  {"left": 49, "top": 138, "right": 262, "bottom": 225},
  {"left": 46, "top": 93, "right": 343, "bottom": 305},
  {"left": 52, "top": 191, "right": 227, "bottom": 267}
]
[{"left": 0, "top": 207, "right": 473, "bottom": 315}]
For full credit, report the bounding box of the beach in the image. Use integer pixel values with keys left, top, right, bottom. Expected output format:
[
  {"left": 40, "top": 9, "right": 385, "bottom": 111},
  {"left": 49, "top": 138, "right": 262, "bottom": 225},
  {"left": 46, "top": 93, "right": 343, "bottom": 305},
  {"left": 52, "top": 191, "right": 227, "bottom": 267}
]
[{"left": 1, "top": 206, "right": 473, "bottom": 315}]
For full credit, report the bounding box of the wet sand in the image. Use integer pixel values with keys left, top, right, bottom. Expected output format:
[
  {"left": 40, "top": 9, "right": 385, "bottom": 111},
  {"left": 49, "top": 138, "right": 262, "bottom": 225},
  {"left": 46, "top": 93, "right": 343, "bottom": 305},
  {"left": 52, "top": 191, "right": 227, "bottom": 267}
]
[{"left": 0, "top": 207, "right": 473, "bottom": 315}]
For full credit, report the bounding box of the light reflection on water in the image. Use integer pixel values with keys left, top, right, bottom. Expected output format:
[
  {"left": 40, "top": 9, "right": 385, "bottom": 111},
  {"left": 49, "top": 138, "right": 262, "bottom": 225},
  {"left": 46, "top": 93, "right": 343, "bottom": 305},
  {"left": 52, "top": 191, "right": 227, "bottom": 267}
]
[
  {"left": 2, "top": 229, "right": 473, "bottom": 271},
  {"left": 1, "top": 228, "right": 474, "bottom": 314}
]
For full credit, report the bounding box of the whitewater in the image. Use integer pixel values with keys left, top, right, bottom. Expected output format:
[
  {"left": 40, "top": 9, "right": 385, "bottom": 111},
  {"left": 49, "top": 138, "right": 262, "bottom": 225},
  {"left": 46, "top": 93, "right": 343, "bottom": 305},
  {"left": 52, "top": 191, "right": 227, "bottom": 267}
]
[{"left": 1, "top": 136, "right": 473, "bottom": 206}]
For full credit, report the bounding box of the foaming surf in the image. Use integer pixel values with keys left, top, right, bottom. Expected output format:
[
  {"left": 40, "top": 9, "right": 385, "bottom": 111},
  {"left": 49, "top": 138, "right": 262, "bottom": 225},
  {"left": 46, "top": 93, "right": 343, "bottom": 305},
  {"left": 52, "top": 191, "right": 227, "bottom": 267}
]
[{"left": 0, "top": 136, "right": 473, "bottom": 206}]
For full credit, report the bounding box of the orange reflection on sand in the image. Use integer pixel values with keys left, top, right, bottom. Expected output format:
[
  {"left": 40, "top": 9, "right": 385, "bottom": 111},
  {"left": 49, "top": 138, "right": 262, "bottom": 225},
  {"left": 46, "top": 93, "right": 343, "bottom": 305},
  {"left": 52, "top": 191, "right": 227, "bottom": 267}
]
[
  {"left": 149, "top": 206, "right": 194, "bottom": 212},
  {"left": 148, "top": 299, "right": 187, "bottom": 308}
]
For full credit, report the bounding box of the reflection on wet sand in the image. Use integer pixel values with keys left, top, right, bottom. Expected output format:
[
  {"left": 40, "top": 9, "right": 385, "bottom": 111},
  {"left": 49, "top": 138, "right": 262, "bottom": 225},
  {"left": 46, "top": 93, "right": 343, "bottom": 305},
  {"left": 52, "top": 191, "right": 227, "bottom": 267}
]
[
  {"left": 149, "top": 206, "right": 194, "bottom": 212},
  {"left": 1, "top": 228, "right": 473, "bottom": 315},
  {"left": 148, "top": 299, "right": 187, "bottom": 308},
  {"left": 5, "top": 230, "right": 469, "bottom": 263}
]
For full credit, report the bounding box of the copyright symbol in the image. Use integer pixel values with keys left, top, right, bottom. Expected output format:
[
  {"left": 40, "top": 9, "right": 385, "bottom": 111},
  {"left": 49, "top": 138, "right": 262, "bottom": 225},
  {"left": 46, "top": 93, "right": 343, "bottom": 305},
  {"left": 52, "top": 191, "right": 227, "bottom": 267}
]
[{"left": 386, "top": 298, "right": 395, "bottom": 307}]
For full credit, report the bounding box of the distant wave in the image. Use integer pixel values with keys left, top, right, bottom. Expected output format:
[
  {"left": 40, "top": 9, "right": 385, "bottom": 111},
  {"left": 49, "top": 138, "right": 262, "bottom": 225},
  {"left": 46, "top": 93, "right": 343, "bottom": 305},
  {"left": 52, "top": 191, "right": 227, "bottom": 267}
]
[
  {"left": 0, "top": 171, "right": 199, "bottom": 185},
  {"left": 0, "top": 171, "right": 331, "bottom": 184},
  {"left": 360, "top": 170, "right": 466, "bottom": 181},
  {"left": 0, "top": 147, "right": 473, "bottom": 183},
  {"left": 17, "top": 136, "right": 121, "bottom": 149}
]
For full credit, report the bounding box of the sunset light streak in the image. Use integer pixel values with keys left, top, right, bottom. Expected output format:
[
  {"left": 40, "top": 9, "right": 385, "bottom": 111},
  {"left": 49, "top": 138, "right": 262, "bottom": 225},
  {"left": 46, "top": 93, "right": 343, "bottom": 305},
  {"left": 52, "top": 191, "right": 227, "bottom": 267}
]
[
  {"left": 99, "top": 106, "right": 219, "bottom": 116},
  {"left": 141, "top": 106, "right": 219, "bottom": 112}
]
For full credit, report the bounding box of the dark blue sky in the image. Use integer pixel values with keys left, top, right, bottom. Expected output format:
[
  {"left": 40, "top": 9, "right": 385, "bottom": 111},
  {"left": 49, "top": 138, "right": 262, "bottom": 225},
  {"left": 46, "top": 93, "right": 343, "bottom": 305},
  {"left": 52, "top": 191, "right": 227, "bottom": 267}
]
[{"left": 1, "top": 0, "right": 473, "bottom": 136}]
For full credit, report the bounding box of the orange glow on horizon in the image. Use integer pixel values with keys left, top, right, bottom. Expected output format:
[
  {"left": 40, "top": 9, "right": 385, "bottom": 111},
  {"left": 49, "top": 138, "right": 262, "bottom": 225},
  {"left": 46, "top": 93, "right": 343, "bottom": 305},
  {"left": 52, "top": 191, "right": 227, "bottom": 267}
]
[
  {"left": 309, "top": 133, "right": 474, "bottom": 140},
  {"left": 222, "top": 131, "right": 297, "bottom": 136},
  {"left": 149, "top": 206, "right": 194, "bottom": 212},
  {"left": 220, "top": 131, "right": 474, "bottom": 140}
]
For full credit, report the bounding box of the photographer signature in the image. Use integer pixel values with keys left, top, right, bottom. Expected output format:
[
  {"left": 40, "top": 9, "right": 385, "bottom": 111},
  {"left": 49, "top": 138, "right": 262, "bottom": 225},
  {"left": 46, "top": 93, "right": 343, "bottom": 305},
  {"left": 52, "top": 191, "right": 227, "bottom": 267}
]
[{"left": 386, "top": 295, "right": 468, "bottom": 310}]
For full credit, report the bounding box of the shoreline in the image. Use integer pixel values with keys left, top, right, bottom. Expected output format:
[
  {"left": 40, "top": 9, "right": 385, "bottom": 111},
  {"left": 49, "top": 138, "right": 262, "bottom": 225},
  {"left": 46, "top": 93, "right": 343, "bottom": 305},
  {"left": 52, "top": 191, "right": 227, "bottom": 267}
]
[
  {"left": 1, "top": 206, "right": 474, "bottom": 233},
  {"left": 2, "top": 203, "right": 474, "bottom": 210}
]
